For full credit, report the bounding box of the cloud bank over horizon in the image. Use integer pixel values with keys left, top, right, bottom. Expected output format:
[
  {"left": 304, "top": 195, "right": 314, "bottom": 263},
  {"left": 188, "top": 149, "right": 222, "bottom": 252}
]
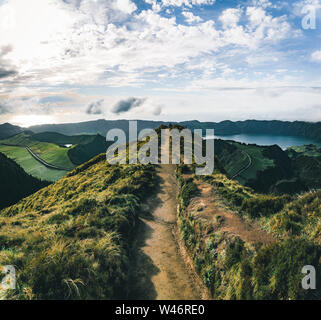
[{"left": 0, "top": 0, "right": 321, "bottom": 126}]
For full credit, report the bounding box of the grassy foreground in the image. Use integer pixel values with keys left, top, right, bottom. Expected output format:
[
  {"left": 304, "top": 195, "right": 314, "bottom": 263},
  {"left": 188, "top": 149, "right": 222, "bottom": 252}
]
[
  {"left": 176, "top": 163, "right": 321, "bottom": 300},
  {"left": 0, "top": 154, "right": 156, "bottom": 299}
]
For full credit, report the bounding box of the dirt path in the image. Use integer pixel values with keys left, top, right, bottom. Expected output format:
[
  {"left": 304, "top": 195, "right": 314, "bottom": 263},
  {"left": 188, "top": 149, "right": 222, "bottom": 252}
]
[
  {"left": 128, "top": 165, "right": 204, "bottom": 300},
  {"left": 190, "top": 180, "right": 275, "bottom": 246}
]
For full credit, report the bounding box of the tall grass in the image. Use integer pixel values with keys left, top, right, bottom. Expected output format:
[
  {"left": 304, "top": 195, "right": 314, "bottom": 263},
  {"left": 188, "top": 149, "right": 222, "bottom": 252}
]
[{"left": 0, "top": 156, "right": 156, "bottom": 299}]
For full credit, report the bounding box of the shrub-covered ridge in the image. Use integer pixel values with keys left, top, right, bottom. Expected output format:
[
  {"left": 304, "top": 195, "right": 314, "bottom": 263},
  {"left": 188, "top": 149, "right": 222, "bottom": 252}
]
[
  {"left": 0, "top": 154, "right": 156, "bottom": 299},
  {"left": 176, "top": 163, "right": 321, "bottom": 300}
]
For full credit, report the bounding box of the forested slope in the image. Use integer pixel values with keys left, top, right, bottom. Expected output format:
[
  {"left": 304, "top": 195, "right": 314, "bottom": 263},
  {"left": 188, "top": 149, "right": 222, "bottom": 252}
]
[{"left": 0, "top": 152, "right": 49, "bottom": 210}]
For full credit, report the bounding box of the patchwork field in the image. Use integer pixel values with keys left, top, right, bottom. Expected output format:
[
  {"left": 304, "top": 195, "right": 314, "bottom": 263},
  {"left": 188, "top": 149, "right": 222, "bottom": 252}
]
[{"left": 0, "top": 145, "right": 69, "bottom": 181}]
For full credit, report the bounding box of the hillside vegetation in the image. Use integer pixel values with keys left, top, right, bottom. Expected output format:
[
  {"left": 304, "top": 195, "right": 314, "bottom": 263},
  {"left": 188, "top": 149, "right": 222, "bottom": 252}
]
[
  {"left": 0, "top": 152, "right": 49, "bottom": 210},
  {"left": 1, "top": 124, "right": 320, "bottom": 300},
  {"left": 215, "top": 139, "right": 321, "bottom": 195},
  {"left": 0, "top": 123, "right": 23, "bottom": 140},
  {"left": 0, "top": 145, "right": 69, "bottom": 181},
  {"left": 32, "top": 132, "right": 111, "bottom": 165},
  {"left": 0, "top": 132, "right": 110, "bottom": 181},
  {"left": 0, "top": 154, "right": 156, "bottom": 299},
  {"left": 176, "top": 163, "right": 321, "bottom": 299},
  {"left": 0, "top": 132, "right": 75, "bottom": 169}
]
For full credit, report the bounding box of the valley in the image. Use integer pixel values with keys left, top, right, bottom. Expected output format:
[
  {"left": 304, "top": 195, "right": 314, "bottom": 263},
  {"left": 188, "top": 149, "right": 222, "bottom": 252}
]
[
  {"left": 1, "top": 0, "right": 320, "bottom": 303},
  {"left": 0, "top": 131, "right": 110, "bottom": 181},
  {"left": 0, "top": 121, "right": 321, "bottom": 300},
  {"left": 0, "top": 144, "right": 69, "bottom": 181}
]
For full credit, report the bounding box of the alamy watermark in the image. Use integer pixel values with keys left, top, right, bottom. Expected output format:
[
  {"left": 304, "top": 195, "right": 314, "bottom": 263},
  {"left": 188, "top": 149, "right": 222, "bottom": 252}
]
[
  {"left": 106, "top": 121, "right": 215, "bottom": 175},
  {"left": 302, "top": 265, "right": 316, "bottom": 290},
  {"left": 302, "top": 4, "right": 320, "bottom": 30}
]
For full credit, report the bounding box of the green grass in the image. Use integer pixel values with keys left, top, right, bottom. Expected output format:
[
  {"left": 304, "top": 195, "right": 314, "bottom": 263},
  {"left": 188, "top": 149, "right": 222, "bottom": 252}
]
[
  {"left": 228, "top": 142, "right": 274, "bottom": 184},
  {"left": 0, "top": 155, "right": 156, "bottom": 300},
  {"left": 1, "top": 133, "right": 75, "bottom": 169},
  {"left": 0, "top": 133, "right": 75, "bottom": 181},
  {"left": 0, "top": 145, "right": 68, "bottom": 182},
  {"left": 223, "top": 149, "right": 248, "bottom": 177},
  {"left": 176, "top": 163, "right": 321, "bottom": 300},
  {"left": 28, "top": 142, "right": 75, "bottom": 169},
  {"left": 287, "top": 145, "right": 321, "bottom": 158}
]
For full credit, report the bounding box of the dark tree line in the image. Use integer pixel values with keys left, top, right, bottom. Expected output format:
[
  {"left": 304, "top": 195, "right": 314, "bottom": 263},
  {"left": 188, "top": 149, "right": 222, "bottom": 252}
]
[{"left": 0, "top": 152, "right": 50, "bottom": 210}]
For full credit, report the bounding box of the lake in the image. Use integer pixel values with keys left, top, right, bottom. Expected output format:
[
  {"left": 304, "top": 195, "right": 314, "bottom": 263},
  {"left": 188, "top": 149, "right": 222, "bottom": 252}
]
[{"left": 206, "top": 133, "right": 321, "bottom": 150}]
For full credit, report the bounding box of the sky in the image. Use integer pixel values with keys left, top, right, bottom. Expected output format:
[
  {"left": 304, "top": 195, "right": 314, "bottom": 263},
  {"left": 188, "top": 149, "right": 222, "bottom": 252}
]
[{"left": 0, "top": 0, "right": 321, "bottom": 126}]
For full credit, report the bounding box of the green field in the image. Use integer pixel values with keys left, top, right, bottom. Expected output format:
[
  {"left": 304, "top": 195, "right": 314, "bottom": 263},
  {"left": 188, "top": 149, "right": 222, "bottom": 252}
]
[
  {"left": 0, "top": 145, "right": 68, "bottom": 181},
  {"left": 1, "top": 133, "right": 75, "bottom": 169},
  {"left": 222, "top": 148, "right": 248, "bottom": 177},
  {"left": 0, "top": 132, "right": 76, "bottom": 181},
  {"left": 228, "top": 141, "right": 274, "bottom": 184},
  {"left": 0, "top": 131, "right": 109, "bottom": 182},
  {"left": 28, "top": 142, "right": 74, "bottom": 169},
  {"left": 287, "top": 144, "right": 321, "bottom": 158}
]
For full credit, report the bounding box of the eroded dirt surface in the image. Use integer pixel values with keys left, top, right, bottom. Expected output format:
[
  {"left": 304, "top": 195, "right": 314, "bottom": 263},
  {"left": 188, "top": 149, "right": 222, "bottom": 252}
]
[
  {"left": 189, "top": 180, "right": 276, "bottom": 246},
  {"left": 128, "top": 165, "right": 204, "bottom": 300}
]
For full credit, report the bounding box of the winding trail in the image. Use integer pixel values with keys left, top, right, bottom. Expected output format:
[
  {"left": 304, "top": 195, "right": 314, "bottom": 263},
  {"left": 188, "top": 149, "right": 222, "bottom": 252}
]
[
  {"left": 232, "top": 150, "right": 252, "bottom": 179},
  {"left": 0, "top": 143, "right": 72, "bottom": 171},
  {"left": 128, "top": 165, "right": 205, "bottom": 300},
  {"left": 25, "top": 146, "right": 72, "bottom": 171}
]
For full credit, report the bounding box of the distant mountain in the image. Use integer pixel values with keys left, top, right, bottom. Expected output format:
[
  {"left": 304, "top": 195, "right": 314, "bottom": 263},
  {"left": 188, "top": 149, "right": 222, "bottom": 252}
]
[
  {"left": 29, "top": 119, "right": 170, "bottom": 138},
  {"left": 29, "top": 119, "right": 321, "bottom": 142},
  {"left": 0, "top": 152, "right": 49, "bottom": 210},
  {"left": 182, "top": 120, "right": 321, "bottom": 141},
  {"left": 32, "top": 132, "right": 101, "bottom": 145},
  {"left": 0, "top": 123, "right": 23, "bottom": 139}
]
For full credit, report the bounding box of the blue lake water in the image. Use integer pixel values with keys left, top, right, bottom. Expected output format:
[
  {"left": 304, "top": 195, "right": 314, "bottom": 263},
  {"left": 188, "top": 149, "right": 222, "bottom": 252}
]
[{"left": 206, "top": 133, "right": 321, "bottom": 150}]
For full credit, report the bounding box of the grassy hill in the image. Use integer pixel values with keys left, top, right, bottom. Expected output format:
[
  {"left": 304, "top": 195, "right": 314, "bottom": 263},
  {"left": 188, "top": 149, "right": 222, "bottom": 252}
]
[
  {"left": 0, "top": 132, "right": 75, "bottom": 169},
  {"left": 32, "top": 132, "right": 99, "bottom": 146},
  {"left": 0, "top": 155, "right": 156, "bottom": 299},
  {"left": 0, "top": 132, "right": 111, "bottom": 181},
  {"left": 0, "top": 125, "right": 321, "bottom": 300},
  {"left": 287, "top": 144, "right": 321, "bottom": 158},
  {"left": 0, "top": 152, "right": 49, "bottom": 210},
  {"left": 0, "top": 123, "right": 23, "bottom": 140},
  {"left": 0, "top": 133, "right": 74, "bottom": 181},
  {"left": 215, "top": 140, "right": 321, "bottom": 195},
  {"left": 67, "top": 135, "right": 111, "bottom": 165},
  {"left": 176, "top": 163, "right": 321, "bottom": 299},
  {"left": 0, "top": 144, "right": 70, "bottom": 181}
]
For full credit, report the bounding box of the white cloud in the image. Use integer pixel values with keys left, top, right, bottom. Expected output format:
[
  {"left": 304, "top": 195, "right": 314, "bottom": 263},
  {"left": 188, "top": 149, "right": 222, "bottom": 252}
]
[
  {"left": 311, "top": 50, "right": 321, "bottom": 62},
  {"left": 113, "top": 0, "right": 137, "bottom": 14},
  {"left": 0, "top": 0, "right": 297, "bottom": 91},
  {"left": 182, "top": 11, "right": 203, "bottom": 23},
  {"left": 246, "top": 54, "right": 279, "bottom": 65},
  {"left": 145, "top": 0, "right": 162, "bottom": 12},
  {"left": 251, "top": 0, "right": 272, "bottom": 9},
  {"left": 219, "top": 8, "right": 242, "bottom": 28},
  {"left": 160, "top": 0, "right": 215, "bottom": 8},
  {"left": 0, "top": 0, "right": 314, "bottom": 123}
]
